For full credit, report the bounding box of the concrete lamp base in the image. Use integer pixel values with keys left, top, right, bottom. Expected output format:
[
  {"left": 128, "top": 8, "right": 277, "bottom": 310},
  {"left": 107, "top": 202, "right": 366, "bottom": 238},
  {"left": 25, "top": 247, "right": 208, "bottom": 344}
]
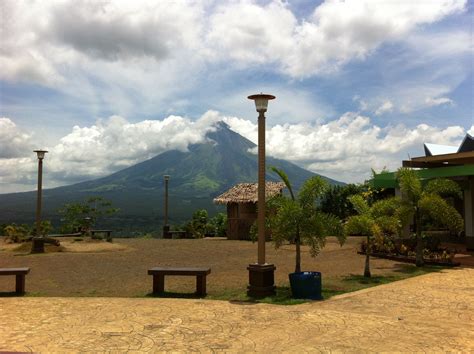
[
  {"left": 162, "top": 225, "right": 171, "bottom": 239},
  {"left": 247, "top": 263, "right": 276, "bottom": 298},
  {"left": 30, "top": 237, "right": 45, "bottom": 254}
]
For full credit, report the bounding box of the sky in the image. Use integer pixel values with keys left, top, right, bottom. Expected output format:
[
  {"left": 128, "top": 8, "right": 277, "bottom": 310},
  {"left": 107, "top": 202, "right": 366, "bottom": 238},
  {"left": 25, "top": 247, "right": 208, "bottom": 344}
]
[{"left": 0, "top": 0, "right": 473, "bottom": 193}]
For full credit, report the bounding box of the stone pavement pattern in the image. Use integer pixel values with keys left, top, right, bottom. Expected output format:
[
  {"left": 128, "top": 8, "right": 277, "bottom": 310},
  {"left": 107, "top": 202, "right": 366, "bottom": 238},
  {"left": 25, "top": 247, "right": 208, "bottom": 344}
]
[{"left": 0, "top": 268, "right": 473, "bottom": 352}]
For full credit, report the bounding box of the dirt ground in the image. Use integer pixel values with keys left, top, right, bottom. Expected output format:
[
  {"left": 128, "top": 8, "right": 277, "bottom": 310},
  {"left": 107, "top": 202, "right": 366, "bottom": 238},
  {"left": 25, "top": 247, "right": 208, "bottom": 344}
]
[{"left": 0, "top": 236, "right": 452, "bottom": 297}]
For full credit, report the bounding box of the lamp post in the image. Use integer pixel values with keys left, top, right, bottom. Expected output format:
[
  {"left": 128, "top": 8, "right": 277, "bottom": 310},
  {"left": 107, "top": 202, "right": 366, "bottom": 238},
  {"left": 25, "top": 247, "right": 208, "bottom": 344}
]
[
  {"left": 247, "top": 93, "right": 276, "bottom": 297},
  {"left": 31, "top": 149, "right": 48, "bottom": 253},
  {"left": 163, "top": 175, "right": 171, "bottom": 239}
]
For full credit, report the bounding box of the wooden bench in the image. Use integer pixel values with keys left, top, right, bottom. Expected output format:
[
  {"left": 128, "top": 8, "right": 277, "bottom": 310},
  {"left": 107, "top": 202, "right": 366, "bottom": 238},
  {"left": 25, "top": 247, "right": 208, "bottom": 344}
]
[
  {"left": 0, "top": 268, "right": 30, "bottom": 294},
  {"left": 148, "top": 267, "right": 211, "bottom": 296},
  {"left": 90, "top": 229, "right": 113, "bottom": 242}
]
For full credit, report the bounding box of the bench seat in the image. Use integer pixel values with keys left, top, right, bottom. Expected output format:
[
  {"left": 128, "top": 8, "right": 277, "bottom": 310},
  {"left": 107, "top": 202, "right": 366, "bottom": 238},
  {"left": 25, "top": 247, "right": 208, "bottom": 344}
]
[
  {"left": 148, "top": 267, "right": 211, "bottom": 296},
  {"left": 0, "top": 267, "right": 30, "bottom": 294}
]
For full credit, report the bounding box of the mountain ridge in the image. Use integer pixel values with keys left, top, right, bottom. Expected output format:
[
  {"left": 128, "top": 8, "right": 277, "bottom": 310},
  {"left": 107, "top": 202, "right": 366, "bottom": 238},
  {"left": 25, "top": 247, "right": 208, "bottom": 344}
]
[{"left": 0, "top": 123, "right": 343, "bottom": 234}]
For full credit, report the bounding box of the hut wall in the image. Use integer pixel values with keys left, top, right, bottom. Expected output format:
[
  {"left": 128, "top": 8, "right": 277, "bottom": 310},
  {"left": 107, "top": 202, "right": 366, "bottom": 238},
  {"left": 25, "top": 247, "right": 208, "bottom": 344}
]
[{"left": 226, "top": 202, "right": 257, "bottom": 240}]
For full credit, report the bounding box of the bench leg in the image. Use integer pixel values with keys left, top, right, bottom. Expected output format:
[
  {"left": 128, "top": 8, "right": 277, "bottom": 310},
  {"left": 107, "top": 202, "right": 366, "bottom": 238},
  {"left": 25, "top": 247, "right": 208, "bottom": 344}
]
[
  {"left": 153, "top": 274, "right": 165, "bottom": 294},
  {"left": 15, "top": 275, "right": 25, "bottom": 294},
  {"left": 196, "top": 275, "right": 206, "bottom": 297}
]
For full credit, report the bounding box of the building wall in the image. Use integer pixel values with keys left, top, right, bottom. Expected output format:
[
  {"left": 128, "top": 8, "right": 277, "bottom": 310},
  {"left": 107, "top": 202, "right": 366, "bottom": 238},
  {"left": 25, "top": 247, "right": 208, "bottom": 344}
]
[{"left": 464, "top": 178, "right": 474, "bottom": 250}]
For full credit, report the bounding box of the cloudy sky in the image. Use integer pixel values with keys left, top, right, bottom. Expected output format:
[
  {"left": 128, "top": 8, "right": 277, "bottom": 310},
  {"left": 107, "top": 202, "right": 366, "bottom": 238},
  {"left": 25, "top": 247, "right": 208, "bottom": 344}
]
[{"left": 0, "top": 0, "right": 472, "bottom": 193}]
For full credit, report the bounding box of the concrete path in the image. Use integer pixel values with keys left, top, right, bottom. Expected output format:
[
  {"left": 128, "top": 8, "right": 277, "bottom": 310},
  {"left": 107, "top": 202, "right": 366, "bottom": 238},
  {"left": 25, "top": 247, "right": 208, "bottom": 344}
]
[{"left": 0, "top": 268, "right": 473, "bottom": 352}]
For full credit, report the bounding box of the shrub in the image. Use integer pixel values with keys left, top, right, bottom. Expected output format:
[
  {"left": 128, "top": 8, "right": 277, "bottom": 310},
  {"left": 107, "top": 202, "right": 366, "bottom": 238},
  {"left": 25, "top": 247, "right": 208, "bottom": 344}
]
[{"left": 4, "top": 224, "right": 31, "bottom": 243}]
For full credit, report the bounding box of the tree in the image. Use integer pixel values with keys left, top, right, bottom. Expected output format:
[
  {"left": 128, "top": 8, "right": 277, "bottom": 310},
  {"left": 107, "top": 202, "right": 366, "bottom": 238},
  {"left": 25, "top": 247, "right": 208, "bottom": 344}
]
[
  {"left": 268, "top": 167, "right": 344, "bottom": 273},
  {"left": 185, "top": 209, "right": 212, "bottom": 238},
  {"left": 345, "top": 195, "right": 401, "bottom": 277},
  {"left": 397, "top": 168, "right": 464, "bottom": 267},
  {"left": 210, "top": 213, "right": 227, "bottom": 237},
  {"left": 320, "top": 184, "right": 365, "bottom": 220},
  {"left": 58, "top": 196, "right": 119, "bottom": 234}
]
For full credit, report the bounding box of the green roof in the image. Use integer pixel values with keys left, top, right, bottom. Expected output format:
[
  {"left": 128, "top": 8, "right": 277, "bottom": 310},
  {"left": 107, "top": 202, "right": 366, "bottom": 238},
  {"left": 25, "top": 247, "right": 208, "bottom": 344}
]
[{"left": 371, "top": 164, "right": 474, "bottom": 188}]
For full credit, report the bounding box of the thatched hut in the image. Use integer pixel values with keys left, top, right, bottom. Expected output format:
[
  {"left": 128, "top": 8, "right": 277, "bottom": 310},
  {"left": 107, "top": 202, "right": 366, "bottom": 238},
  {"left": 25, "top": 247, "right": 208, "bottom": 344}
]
[{"left": 213, "top": 182, "right": 285, "bottom": 240}]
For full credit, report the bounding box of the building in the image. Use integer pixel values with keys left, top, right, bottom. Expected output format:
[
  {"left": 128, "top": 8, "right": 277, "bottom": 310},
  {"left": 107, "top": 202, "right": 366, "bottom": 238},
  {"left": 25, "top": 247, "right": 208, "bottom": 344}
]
[
  {"left": 213, "top": 182, "right": 285, "bottom": 240},
  {"left": 372, "top": 134, "right": 474, "bottom": 250}
]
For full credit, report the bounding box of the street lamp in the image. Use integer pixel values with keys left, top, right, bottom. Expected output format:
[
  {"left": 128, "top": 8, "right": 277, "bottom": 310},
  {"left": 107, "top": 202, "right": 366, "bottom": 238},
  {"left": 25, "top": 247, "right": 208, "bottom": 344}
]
[
  {"left": 247, "top": 93, "right": 276, "bottom": 297},
  {"left": 31, "top": 149, "right": 48, "bottom": 253},
  {"left": 163, "top": 175, "right": 171, "bottom": 239}
]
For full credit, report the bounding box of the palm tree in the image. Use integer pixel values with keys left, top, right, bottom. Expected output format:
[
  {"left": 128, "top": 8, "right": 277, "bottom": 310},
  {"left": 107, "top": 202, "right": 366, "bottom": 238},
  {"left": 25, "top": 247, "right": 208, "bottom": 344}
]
[
  {"left": 345, "top": 195, "right": 401, "bottom": 277},
  {"left": 268, "top": 167, "right": 344, "bottom": 273},
  {"left": 397, "top": 168, "right": 464, "bottom": 267}
]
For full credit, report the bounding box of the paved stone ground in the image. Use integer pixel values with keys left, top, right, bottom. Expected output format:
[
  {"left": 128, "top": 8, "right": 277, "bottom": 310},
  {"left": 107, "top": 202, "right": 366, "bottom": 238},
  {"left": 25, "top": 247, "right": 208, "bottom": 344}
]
[{"left": 0, "top": 268, "right": 473, "bottom": 352}]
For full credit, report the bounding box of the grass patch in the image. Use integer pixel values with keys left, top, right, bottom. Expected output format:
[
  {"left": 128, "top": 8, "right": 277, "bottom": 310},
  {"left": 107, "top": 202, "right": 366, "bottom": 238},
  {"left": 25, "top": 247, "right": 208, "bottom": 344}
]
[
  {"left": 209, "top": 287, "right": 308, "bottom": 305},
  {"left": 205, "top": 266, "right": 443, "bottom": 305},
  {"left": 324, "top": 265, "right": 443, "bottom": 295},
  {"left": 135, "top": 265, "right": 443, "bottom": 305}
]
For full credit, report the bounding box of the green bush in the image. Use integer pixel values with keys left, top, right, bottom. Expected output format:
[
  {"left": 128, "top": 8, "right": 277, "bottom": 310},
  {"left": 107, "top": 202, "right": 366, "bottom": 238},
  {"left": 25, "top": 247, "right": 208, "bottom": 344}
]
[{"left": 181, "top": 210, "right": 227, "bottom": 238}]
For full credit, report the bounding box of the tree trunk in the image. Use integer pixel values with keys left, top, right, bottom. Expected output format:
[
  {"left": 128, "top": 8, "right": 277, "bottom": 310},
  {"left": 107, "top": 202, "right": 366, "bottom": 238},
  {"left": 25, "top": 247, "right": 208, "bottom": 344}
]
[
  {"left": 415, "top": 211, "right": 424, "bottom": 267},
  {"left": 295, "top": 226, "right": 301, "bottom": 273},
  {"left": 364, "top": 234, "right": 371, "bottom": 277}
]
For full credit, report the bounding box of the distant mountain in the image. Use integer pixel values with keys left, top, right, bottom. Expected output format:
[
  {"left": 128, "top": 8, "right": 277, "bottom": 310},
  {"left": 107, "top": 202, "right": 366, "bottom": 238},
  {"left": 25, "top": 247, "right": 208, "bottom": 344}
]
[{"left": 0, "top": 122, "right": 343, "bottom": 235}]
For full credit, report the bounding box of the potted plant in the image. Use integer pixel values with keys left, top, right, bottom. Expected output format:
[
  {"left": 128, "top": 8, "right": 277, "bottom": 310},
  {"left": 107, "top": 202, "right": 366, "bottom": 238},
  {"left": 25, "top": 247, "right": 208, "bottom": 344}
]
[{"left": 267, "top": 167, "right": 344, "bottom": 299}]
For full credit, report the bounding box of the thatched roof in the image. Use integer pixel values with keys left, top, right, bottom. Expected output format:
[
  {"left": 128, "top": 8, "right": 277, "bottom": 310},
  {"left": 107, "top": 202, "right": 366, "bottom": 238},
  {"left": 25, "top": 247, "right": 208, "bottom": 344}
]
[{"left": 213, "top": 182, "right": 285, "bottom": 205}]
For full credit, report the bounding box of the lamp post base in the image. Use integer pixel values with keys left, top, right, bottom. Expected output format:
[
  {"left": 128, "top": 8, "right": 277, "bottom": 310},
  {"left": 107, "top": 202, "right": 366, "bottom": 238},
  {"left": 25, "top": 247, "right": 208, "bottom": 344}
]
[
  {"left": 247, "top": 263, "right": 276, "bottom": 298},
  {"left": 162, "top": 225, "right": 171, "bottom": 239},
  {"left": 31, "top": 237, "right": 45, "bottom": 254}
]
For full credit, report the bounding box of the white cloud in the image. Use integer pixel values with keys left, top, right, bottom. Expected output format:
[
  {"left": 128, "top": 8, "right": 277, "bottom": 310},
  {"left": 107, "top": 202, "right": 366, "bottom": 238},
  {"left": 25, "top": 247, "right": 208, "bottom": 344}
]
[
  {"left": 357, "top": 83, "right": 461, "bottom": 115},
  {"left": 0, "top": 0, "right": 206, "bottom": 106},
  {"left": 1, "top": 111, "right": 471, "bottom": 193},
  {"left": 375, "top": 100, "right": 394, "bottom": 115},
  {"left": 0, "top": 112, "right": 221, "bottom": 192},
  {"left": 425, "top": 96, "right": 454, "bottom": 107},
  {"left": 206, "top": 0, "right": 467, "bottom": 77},
  {"left": 223, "top": 112, "right": 467, "bottom": 182},
  {"left": 0, "top": 0, "right": 467, "bottom": 88},
  {"left": 47, "top": 1, "right": 203, "bottom": 62},
  {"left": 0, "top": 118, "right": 33, "bottom": 158}
]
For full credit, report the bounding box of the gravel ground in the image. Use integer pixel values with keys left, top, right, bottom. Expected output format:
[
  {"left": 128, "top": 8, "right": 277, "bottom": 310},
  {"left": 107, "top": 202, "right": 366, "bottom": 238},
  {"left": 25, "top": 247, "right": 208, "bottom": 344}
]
[{"left": 0, "top": 236, "right": 426, "bottom": 297}]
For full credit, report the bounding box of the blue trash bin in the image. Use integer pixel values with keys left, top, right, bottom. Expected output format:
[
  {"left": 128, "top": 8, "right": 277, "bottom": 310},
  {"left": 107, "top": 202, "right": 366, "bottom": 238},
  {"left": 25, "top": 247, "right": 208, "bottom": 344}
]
[{"left": 289, "top": 271, "right": 322, "bottom": 300}]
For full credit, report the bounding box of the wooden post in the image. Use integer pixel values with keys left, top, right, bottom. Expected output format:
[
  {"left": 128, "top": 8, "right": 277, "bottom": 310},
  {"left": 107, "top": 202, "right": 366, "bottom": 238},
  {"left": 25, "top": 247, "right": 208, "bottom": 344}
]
[
  {"left": 258, "top": 110, "right": 266, "bottom": 265},
  {"left": 153, "top": 274, "right": 165, "bottom": 294},
  {"left": 196, "top": 275, "right": 206, "bottom": 296},
  {"left": 36, "top": 157, "right": 43, "bottom": 237},
  {"left": 15, "top": 274, "right": 25, "bottom": 294}
]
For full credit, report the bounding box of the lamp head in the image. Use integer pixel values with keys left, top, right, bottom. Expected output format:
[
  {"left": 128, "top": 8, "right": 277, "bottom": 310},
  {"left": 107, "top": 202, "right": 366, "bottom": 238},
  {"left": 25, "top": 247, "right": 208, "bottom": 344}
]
[
  {"left": 248, "top": 93, "right": 275, "bottom": 112},
  {"left": 34, "top": 150, "right": 48, "bottom": 160},
  {"left": 164, "top": 175, "right": 170, "bottom": 181}
]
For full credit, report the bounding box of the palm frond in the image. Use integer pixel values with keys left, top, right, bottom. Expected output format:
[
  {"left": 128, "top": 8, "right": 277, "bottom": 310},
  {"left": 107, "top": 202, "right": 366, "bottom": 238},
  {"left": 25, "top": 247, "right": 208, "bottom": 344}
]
[
  {"left": 425, "top": 178, "right": 462, "bottom": 199},
  {"left": 397, "top": 167, "right": 422, "bottom": 204},
  {"left": 419, "top": 194, "right": 464, "bottom": 234},
  {"left": 270, "top": 166, "right": 295, "bottom": 200}
]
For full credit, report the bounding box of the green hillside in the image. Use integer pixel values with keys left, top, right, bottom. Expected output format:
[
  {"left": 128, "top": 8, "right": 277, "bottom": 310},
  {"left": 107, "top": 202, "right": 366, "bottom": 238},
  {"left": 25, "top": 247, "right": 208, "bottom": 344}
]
[{"left": 0, "top": 122, "right": 343, "bottom": 235}]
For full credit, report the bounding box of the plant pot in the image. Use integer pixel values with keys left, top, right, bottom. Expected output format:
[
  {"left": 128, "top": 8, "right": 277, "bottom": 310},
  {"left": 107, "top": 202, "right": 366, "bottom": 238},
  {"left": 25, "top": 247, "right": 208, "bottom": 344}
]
[{"left": 289, "top": 271, "right": 322, "bottom": 300}]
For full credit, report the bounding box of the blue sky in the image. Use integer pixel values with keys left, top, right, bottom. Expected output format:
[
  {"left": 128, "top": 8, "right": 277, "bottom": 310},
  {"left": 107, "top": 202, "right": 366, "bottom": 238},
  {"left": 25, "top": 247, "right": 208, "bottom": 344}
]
[{"left": 0, "top": 0, "right": 472, "bottom": 192}]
